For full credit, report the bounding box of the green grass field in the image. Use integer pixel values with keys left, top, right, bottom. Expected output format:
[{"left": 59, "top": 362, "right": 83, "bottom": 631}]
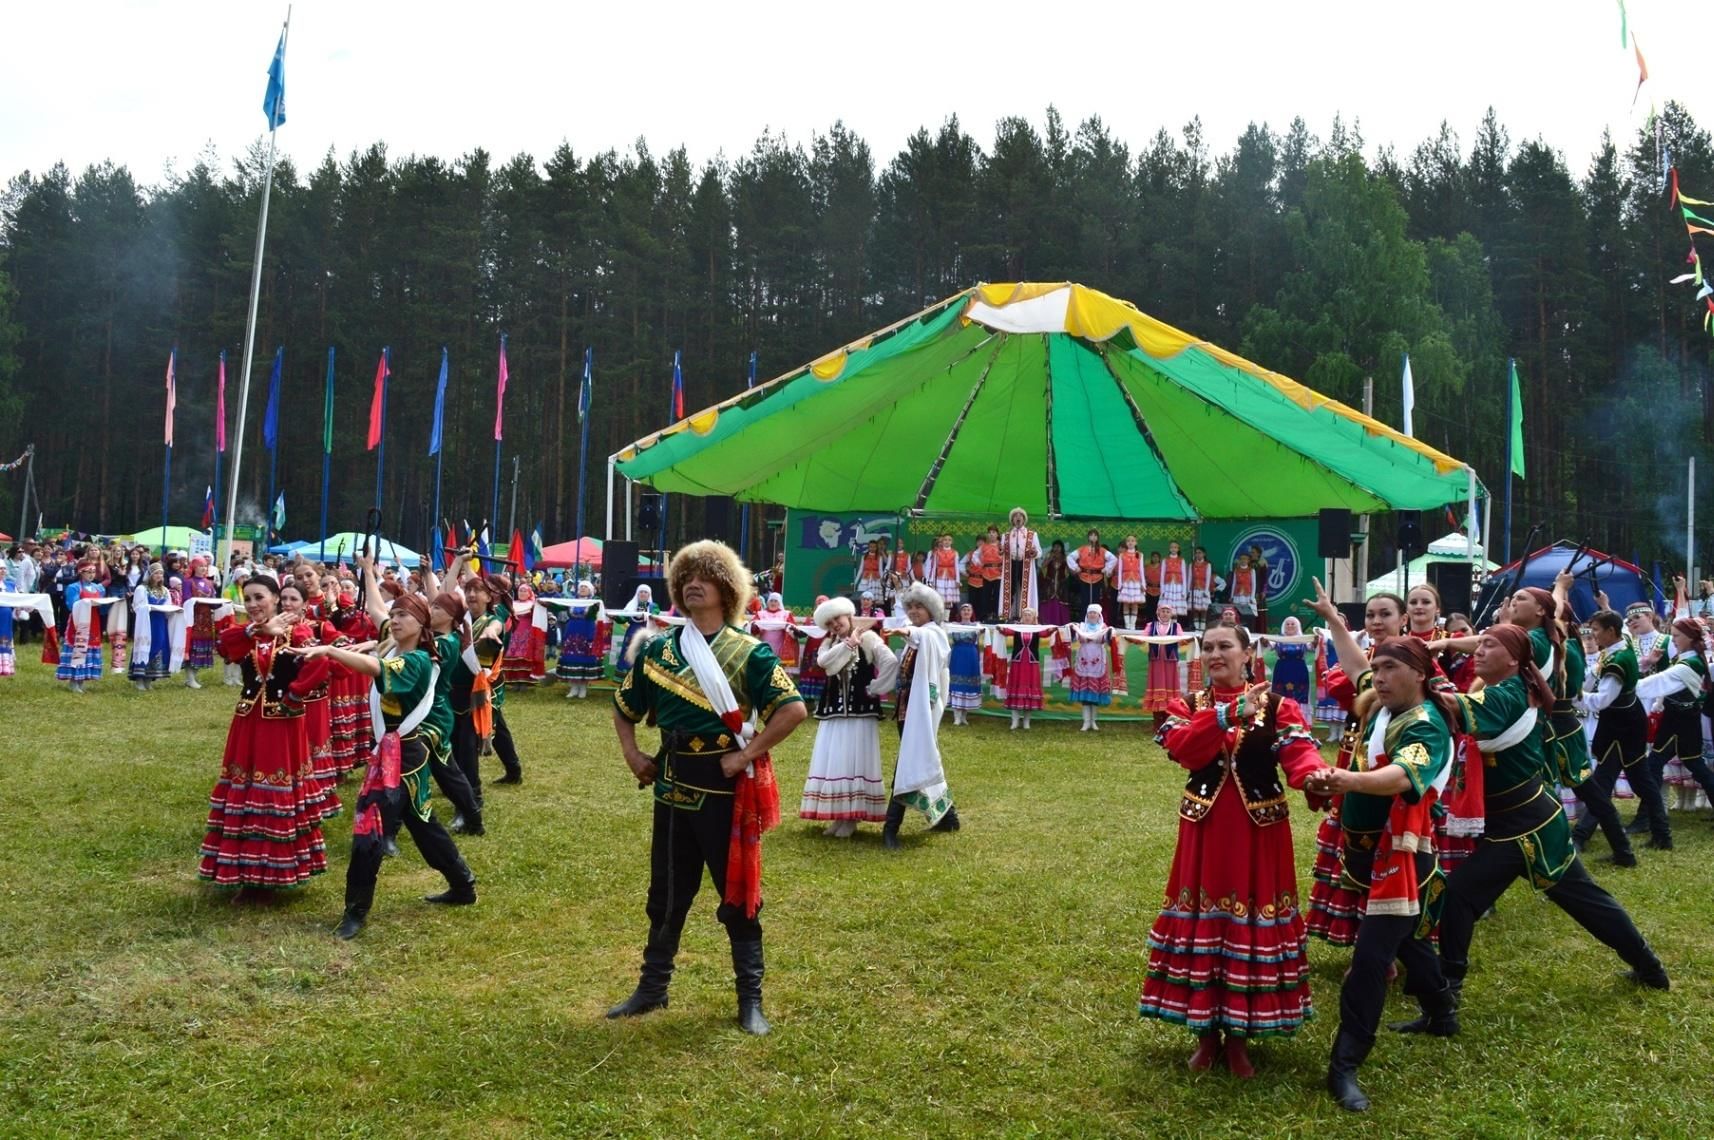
[{"left": 1, "top": 654, "right": 1710, "bottom": 1139}]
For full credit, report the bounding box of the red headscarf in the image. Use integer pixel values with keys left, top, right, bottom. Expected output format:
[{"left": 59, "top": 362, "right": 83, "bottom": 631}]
[
  {"left": 1369, "top": 636, "right": 1461, "bottom": 725},
  {"left": 1484, "top": 624, "right": 1553, "bottom": 709},
  {"left": 389, "top": 593, "right": 438, "bottom": 660}
]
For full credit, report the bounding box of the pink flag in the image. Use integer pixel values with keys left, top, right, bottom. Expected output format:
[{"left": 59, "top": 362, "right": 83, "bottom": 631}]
[
  {"left": 494, "top": 334, "right": 509, "bottom": 442},
  {"left": 215, "top": 351, "right": 227, "bottom": 452},
  {"left": 165, "top": 349, "right": 177, "bottom": 447}
]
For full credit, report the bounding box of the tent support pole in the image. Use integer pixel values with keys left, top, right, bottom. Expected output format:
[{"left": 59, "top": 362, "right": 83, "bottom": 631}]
[
  {"left": 1466, "top": 466, "right": 1478, "bottom": 593},
  {"left": 625, "top": 479, "right": 633, "bottom": 542},
  {"left": 605, "top": 454, "right": 615, "bottom": 541}
]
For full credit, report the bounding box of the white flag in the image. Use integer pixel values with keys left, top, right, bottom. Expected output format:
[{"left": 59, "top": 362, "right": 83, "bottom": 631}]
[{"left": 1401, "top": 353, "right": 1415, "bottom": 437}]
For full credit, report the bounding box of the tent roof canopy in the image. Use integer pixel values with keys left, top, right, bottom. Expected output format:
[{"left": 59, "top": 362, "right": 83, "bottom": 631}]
[{"left": 616, "top": 283, "right": 1480, "bottom": 521}]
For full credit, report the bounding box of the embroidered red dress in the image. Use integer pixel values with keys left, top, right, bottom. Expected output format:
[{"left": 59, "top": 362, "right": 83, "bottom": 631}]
[
  {"left": 1139, "top": 689, "right": 1323, "bottom": 1038},
  {"left": 1306, "top": 663, "right": 1367, "bottom": 946},
  {"left": 325, "top": 596, "right": 378, "bottom": 776},
  {"left": 197, "top": 622, "right": 335, "bottom": 888},
  {"left": 292, "top": 614, "right": 349, "bottom": 818}
]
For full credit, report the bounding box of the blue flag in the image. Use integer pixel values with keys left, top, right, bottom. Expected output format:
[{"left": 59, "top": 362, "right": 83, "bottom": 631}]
[
  {"left": 527, "top": 523, "right": 544, "bottom": 572},
  {"left": 262, "top": 346, "right": 283, "bottom": 449},
  {"left": 263, "top": 31, "right": 287, "bottom": 128},
  {"left": 429, "top": 525, "right": 445, "bottom": 573},
  {"left": 748, "top": 350, "right": 757, "bottom": 389},
  {"left": 429, "top": 347, "right": 448, "bottom": 456},
  {"left": 477, "top": 525, "right": 491, "bottom": 561},
  {"left": 578, "top": 347, "right": 593, "bottom": 424}
]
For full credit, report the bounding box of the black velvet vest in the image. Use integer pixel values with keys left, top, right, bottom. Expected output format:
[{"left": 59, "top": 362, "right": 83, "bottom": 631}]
[{"left": 1177, "top": 691, "right": 1290, "bottom": 828}]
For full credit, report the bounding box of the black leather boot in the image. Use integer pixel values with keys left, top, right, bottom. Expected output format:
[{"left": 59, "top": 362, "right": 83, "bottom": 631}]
[
  {"left": 931, "top": 804, "right": 961, "bottom": 832},
  {"left": 1625, "top": 946, "right": 1671, "bottom": 991},
  {"left": 606, "top": 923, "right": 681, "bottom": 1018},
  {"left": 1388, "top": 981, "right": 1461, "bottom": 1036},
  {"left": 1325, "top": 1027, "right": 1375, "bottom": 1112},
  {"left": 424, "top": 861, "right": 478, "bottom": 906},
  {"left": 333, "top": 905, "right": 368, "bottom": 940},
  {"left": 881, "top": 799, "right": 906, "bottom": 850},
  {"left": 731, "top": 938, "right": 770, "bottom": 1035}
]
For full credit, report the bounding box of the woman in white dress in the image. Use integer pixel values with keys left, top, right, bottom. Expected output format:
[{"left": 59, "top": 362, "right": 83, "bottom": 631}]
[{"left": 800, "top": 597, "right": 898, "bottom": 838}]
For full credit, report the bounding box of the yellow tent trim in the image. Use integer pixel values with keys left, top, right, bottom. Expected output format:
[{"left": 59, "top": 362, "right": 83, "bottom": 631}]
[{"left": 969, "top": 282, "right": 1466, "bottom": 476}]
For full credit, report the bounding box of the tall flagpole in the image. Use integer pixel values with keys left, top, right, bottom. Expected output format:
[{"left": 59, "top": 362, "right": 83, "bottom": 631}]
[
  {"left": 162, "top": 346, "right": 175, "bottom": 558},
  {"left": 221, "top": 7, "right": 290, "bottom": 571},
  {"left": 318, "top": 346, "right": 334, "bottom": 562},
  {"left": 265, "top": 348, "right": 280, "bottom": 549},
  {"left": 432, "top": 347, "right": 448, "bottom": 545},
  {"left": 491, "top": 333, "right": 507, "bottom": 531},
  {"left": 1503, "top": 357, "right": 1515, "bottom": 564},
  {"left": 212, "top": 350, "right": 225, "bottom": 550},
  {"left": 374, "top": 347, "right": 389, "bottom": 512},
  {"left": 573, "top": 346, "right": 592, "bottom": 576},
  {"left": 739, "top": 350, "right": 755, "bottom": 559}
]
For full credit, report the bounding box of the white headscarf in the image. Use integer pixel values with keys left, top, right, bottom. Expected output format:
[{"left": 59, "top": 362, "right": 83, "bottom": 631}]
[{"left": 1082, "top": 604, "right": 1106, "bottom": 632}]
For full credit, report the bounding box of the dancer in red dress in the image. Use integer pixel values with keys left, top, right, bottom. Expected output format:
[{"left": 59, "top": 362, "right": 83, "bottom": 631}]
[
  {"left": 1140, "top": 622, "right": 1324, "bottom": 1078},
  {"left": 1306, "top": 592, "right": 1406, "bottom": 948},
  {"left": 198, "top": 573, "right": 336, "bottom": 895},
  {"left": 280, "top": 581, "right": 349, "bottom": 820},
  {"left": 320, "top": 565, "right": 379, "bottom": 777}
]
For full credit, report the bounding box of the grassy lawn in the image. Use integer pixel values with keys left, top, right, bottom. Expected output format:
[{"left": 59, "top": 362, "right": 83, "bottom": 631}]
[{"left": 1, "top": 653, "right": 1710, "bottom": 1139}]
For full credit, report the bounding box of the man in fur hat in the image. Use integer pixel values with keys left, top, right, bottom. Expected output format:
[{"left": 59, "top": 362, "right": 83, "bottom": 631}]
[
  {"left": 884, "top": 582, "right": 962, "bottom": 848},
  {"left": 609, "top": 539, "right": 807, "bottom": 1035}
]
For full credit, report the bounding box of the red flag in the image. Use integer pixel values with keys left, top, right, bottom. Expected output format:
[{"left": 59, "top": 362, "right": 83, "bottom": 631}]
[
  {"left": 215, "top": 351, "right": 227, "bottom": 452},
  {"left": 367, "top": 349, "right": 389, "bottom": 450},
  {"left": 509, "top": 528, "right": 527, "bottom": 577},
  {"left": 494, "top": 334, "right": 509, "bottom": 442}
]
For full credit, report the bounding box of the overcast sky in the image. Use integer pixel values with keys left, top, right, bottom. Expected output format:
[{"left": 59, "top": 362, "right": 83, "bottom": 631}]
[{"left": 1, "top": 1, "right": 1703, "bottom": 190}]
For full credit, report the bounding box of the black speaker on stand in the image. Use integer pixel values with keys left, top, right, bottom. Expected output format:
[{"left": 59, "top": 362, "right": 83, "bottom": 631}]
[
  {"left": 1428, "top": 560, "right": 1474, "bottom": 617},
  {"left": 1318, "top": 508, "right": 1354, "bottom": 558},
  {"left": 704, "top": 497, "right": 736, "bottom": 546},
  {"left": 637, "top": 494, "right": 662, "bottom": 531},
  {"left": 1397, "top": 509, "right": 1424, "bottom": 557},
  {"left": 602, "top": 540, "right": 640, "bottom": 606}
]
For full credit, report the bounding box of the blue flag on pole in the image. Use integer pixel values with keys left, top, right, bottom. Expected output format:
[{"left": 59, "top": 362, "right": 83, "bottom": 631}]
[
  {"left": 527, "top": 523, "right": 544, "bottom": 572},
  {"left": 263, "top": 31, "right": 287, "bottom": 128},
  {"left": 262, "top": 346, "right": 283, "bottom": 449},
  {"left": 429, "top": 525, "right": 445, "bottom": 573},
  {"left": 429, "top": 347, "right": 448, "bottom": 455},
  {"left": 748, "top": 350, "right": 757, "bottom": 389},
  {"left": 477, "top": 525, "right": 491, "bottom": 561},
  {"left": 578, "top": 347, "right": 593, "bottom": 423}
]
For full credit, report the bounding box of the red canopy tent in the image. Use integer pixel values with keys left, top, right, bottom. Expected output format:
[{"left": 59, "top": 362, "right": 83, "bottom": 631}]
[{"left": 538, "top": 537, "right": 603, "bottom": 569}]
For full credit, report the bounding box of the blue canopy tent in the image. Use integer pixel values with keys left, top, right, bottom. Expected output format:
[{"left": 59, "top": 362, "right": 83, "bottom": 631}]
[
  {"left": 268, "top": 540, "right": 310, "bottom": 556},
  {"left": 1478, "top": 542, "right": 1654, "bottom": 623}
]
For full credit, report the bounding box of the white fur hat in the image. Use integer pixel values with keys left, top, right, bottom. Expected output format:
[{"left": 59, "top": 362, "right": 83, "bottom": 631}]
[
  {"left": 814, "top": 595, "right": 856, "bottom": 629},
  {"left": 901, "top": 582, "right": 946, "bottom": 623}
]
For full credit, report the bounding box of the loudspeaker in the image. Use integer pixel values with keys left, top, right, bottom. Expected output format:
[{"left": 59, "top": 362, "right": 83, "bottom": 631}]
[
  {"left": 1397, "top": 510, "right": 1424, "bottom": 557},
  {"left": 704, "top": 497, "right": 736, "bottom": 545},
  {"left": 1427, "top": 560, "right": 1474, "bottom": 617},
  {"left": 602, "top": 541, "right": 640, "bottom": 606},
  {"left": 1336, "top": 601, "right": 1367, "bottom": 632},
  {"left": 637, "top": 493, "right": 662, "bottom": 531},
  {"left": 1318, "top": 508, "right": 1354, "bottom": 559}
]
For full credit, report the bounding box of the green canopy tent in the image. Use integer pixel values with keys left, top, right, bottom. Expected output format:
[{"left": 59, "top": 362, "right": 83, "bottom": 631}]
[
  {"left": 122, "top": 524, "right": 208, "bottom": 550},
  {"left": 611, "top": 283, "right": 1482, "bottom": 531}
]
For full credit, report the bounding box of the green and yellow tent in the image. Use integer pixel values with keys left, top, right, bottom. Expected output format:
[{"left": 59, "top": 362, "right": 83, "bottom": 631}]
[{"left": 614, "top": 283, "right": 1480, "bottom": 520}]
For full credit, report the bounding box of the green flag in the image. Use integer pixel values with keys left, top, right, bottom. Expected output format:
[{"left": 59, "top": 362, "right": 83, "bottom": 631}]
[
  {"left": 1508, "top": 359, "right": 1526, "bottom": 479},
  {"left": 322, "top": 348, "right": 336, "bottom": 454}
]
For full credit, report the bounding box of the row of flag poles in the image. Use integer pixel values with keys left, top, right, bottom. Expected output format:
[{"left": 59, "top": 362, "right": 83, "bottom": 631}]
[{"left": 1397, "top": 351, "right": 1525, "bottom": 565}]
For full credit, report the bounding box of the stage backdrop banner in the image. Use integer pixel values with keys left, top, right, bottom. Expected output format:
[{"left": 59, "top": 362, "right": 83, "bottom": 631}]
[
  {"left": 782, "top": 509, "right": 1199, "bottom": 612},
  {"left": 1198, "top": 517, "right": 1318, "bottom": 629}
]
